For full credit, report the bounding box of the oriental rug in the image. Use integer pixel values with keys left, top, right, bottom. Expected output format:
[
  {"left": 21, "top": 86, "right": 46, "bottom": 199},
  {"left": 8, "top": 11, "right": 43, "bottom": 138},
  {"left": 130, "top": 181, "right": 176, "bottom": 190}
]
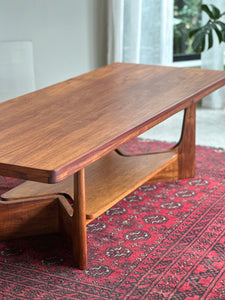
[{"left": 0, "top": 139, "right": 224, "bottom": 300}]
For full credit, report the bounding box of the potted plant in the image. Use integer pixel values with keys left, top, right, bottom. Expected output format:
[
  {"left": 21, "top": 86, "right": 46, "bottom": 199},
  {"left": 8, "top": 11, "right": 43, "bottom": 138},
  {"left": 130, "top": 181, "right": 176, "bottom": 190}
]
[{"left": 189, "top": 4, "right": 225, "bottom": 53}]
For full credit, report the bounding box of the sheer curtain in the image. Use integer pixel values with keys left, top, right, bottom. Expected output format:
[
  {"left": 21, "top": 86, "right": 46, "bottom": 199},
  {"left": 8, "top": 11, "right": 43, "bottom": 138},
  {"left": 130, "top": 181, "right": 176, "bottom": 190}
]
[
  {"left": 107, "top": 0, "right": 174, "bottom": 66},
  {"left": 201, "top": 0, "right": 225, "bottom": 109}
]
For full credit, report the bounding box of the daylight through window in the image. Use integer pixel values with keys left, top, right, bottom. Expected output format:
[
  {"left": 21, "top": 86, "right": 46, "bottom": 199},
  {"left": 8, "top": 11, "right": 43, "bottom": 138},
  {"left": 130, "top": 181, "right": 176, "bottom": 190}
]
[{"left": 173, "top": 0, "right": 202, "bottom": 61}]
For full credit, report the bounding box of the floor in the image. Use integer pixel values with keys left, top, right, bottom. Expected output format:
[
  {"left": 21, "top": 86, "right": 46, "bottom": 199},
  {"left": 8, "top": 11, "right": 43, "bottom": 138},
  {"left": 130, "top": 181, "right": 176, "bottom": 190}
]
[{"left": 140, "top": 107, "right": 225, "bottom": 149}]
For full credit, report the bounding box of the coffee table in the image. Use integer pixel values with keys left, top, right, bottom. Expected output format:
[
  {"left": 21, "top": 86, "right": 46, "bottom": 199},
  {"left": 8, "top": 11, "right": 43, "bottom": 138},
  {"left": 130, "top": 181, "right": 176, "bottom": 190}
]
[{"left": 0, "top": 63, "right": 225, "bottom": 269}]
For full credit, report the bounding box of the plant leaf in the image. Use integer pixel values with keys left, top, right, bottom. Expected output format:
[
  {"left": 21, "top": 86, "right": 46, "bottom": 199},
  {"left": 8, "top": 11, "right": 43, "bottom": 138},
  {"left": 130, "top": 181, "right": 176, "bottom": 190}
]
[
  {"left": 216, "top": 20, "right": 225, "bottom": 31},
  {"left": 189, "top": 28, "right": 201, "bottom": 39},
  {"left": 222, "top": 31, "right": 225, "bottom": 42},
  {"left": 208, "top": 29, "right": 213, "bottom": 49},
  {"left": 210, "top": 4, "right": 221, "bottom": 19},
  {"left": 192, "top": 30, "right": 206, "bottom": 53},
  {"left": 211, "top": 23, "right": 223, "bottom": 43},
  {"left": 201, "top": 4, "right": 214, "bottom": 19}
]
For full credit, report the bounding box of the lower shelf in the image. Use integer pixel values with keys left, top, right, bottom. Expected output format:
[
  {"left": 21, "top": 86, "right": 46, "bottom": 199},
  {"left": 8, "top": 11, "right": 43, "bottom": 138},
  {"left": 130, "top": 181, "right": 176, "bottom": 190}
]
[{"left": 2, "top": 151, "right": 177, "bottom": 222}]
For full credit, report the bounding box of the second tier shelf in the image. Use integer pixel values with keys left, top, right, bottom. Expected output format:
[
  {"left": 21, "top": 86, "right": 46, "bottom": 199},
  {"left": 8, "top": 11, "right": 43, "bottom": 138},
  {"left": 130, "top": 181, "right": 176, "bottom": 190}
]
[{"left": 2, "top": 150, "right": 177, "bottom": 222}]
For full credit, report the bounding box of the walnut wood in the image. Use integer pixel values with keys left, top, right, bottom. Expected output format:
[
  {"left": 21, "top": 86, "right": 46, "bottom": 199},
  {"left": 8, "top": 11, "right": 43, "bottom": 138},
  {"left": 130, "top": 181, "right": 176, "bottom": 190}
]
[
  {"left": 85, "top": 152, "right": 176, "bottom": 220},
  {"left": 147, "top": 158, "right": 179, "bottom": 183},
  {"left": 0, "top": 196, "right": 59, "bottom": 239},
  {"left": 2, "top": 151, "right": 177, "bottom": 219},
  {"left": 58, "top": 196, "right": 73, "bottom": 243},
  {"left": 1, "top": 63, "right": 225, "bottom": 269},
  {"left": 173, "top": 103, "right": 196, "bottom": 179},
  {"left": 147, "top": 103, "right": 196, "bottom": 183},
  {"left": 1, "top": 179, "right": 73, "bottom": 201},
  {"left": 0, "top": 150, "right": 176, "bottom": 269},
  {"left": 0, "top": 63, "right": 225, "bottom": 183},
  {"left": 72, "top": 169, "right": 87, "bottom": 269}
]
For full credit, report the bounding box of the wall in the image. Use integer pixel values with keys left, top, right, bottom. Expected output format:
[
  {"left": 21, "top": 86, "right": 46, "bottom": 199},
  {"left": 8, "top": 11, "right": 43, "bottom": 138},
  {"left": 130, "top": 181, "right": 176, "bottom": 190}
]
[{"left": 0, "top": 0, "right": 107, "bottom": 94}]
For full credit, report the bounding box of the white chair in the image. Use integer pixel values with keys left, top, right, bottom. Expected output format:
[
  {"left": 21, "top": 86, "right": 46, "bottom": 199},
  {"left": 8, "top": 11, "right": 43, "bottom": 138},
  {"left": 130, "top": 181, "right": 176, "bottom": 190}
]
[{"left": 0, "top": 41, "right": 35, "bottom": 102}]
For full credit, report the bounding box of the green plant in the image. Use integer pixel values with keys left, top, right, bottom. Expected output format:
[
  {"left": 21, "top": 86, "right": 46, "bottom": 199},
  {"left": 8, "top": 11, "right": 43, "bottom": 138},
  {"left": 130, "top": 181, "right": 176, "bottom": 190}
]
[{"left": 189, "top": 4, "right": 225, "bottom": 53}]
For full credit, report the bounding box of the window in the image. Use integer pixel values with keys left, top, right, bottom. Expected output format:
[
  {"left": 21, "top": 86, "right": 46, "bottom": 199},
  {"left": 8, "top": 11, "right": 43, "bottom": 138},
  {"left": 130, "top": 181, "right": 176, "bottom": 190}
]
[{"left": 173, "top": 0, "right": 202, "bottom": 61}]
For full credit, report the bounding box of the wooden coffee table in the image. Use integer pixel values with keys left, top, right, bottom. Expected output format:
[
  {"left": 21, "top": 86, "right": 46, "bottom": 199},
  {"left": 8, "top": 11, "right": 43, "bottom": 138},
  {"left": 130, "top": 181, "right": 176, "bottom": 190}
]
[{"left": 0, "top": 63, "right": 225, "bottom": 269}]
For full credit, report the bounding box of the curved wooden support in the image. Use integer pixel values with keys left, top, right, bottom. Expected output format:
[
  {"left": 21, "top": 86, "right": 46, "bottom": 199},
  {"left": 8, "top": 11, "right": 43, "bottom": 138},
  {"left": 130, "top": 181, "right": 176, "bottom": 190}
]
[
  {"left": 147, "top": 103, "right": 196, "bottom": 183},
  {"left": 115, "top": 147, "right": 172, "bottom": 157},
  {"left": 172, "top": 102, "right": 196, "bottom": 179},
  {"left": 115, "top": 103, "right": 196, "bottom": 184},
  {"left": 0, "top": 196, "right": 59, "bottom": 239}
]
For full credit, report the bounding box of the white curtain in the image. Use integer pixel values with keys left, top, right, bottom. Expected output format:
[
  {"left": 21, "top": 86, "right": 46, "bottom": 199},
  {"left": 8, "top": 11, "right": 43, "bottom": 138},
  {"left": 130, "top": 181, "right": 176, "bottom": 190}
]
[
  {"left": 201, "top": 0, "right": 225, "bottom": 109},
  {"left": 107, "top": 0, "right": 174, "bottom": 66}
]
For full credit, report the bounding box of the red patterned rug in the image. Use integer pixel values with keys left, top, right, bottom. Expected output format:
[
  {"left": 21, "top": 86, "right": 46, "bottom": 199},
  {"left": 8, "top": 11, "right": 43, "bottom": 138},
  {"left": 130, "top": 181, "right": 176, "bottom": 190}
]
[{"left": 0, "top": 139, "right": 224, "bottom": 299}]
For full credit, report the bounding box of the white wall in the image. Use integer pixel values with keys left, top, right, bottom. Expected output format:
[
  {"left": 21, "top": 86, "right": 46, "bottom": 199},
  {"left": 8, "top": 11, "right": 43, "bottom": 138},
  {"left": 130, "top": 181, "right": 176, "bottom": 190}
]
[{"left": 0, "top": 0, "right": 107, "bottom": 93}]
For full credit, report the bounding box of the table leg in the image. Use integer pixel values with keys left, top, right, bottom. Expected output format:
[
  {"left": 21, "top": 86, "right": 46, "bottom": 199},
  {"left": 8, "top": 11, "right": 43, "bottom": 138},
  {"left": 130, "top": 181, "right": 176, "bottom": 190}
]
[
  {"left": 175, "top": 102, "right": 196, "bottom": 179},
  {"left": 149, "top": 102, "right": 196, "bottom": 182},
  {"left": 116, "top": 102, "right": 196, "bottom": 183},
  {"left": 0, "top": 169, "right": 88, "bottom": 269},
  {"left": 72, "top": 169, "right": 87, "bottom": 269}
]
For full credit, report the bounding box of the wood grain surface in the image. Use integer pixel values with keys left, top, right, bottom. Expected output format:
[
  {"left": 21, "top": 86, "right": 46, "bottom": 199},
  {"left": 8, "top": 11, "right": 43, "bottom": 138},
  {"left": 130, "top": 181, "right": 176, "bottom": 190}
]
[
  {"left": 0, "top": 63, "right": 225, "bottom": 183},
  {"left": 2, "top": 150, "right": 176, "bottom": 219},
  {"left": 0, "top": 196, "right": 59, "bottom": 239}
]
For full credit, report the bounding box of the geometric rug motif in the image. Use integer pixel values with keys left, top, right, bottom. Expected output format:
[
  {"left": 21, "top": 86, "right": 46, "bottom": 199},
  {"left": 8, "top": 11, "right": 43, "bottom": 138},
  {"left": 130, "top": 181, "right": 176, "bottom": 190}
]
[{"left": 0, "top": 139, "right": 224, "bottom": 299}]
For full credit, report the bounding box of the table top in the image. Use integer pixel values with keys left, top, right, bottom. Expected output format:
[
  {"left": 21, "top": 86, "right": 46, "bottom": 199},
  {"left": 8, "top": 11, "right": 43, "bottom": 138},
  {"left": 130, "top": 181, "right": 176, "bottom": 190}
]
[{"left": 0, "top": 63, "right": 225, "bottom": 183}]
